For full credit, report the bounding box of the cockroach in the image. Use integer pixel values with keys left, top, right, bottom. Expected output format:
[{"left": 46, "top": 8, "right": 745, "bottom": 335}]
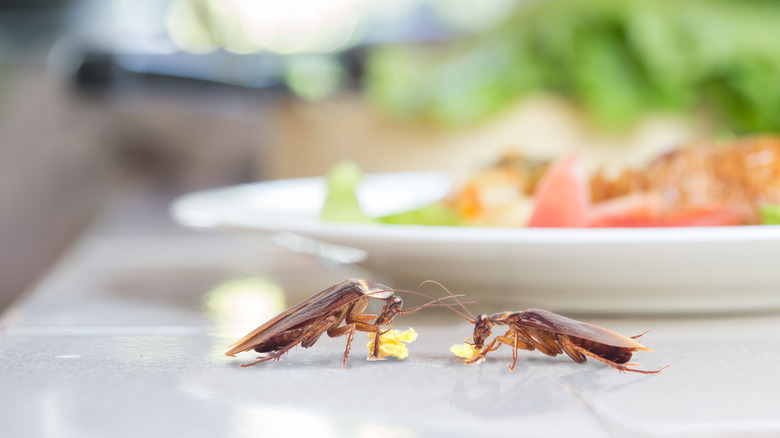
[
  {"left": 451, "top": 302, "right": 667, "bottom": 374},
  {"left": 225, "top": 278, "right": 464, "bottom": 368}
]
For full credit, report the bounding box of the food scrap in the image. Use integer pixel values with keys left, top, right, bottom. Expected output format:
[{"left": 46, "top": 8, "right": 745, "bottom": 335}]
[
  {"left": 366, "top": 328, "right": 418, "bottom": 360},
  {"left": 450, "top": 343, "right": 482, "bottom": 362}
]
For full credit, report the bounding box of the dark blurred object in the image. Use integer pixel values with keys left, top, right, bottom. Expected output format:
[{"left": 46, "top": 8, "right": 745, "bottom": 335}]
[
  {"left": 68, "top": 0, "right": 452, "bottom": 99},
  {"left": 74, "top": 50, "right": 289, "bottom": 94},
  {"left": 365, "top": 0, "right": 780, "bottom": 133},
  {"left": 0, "top": 0, "right": 68, "bottom": 5},
  {"left": 0, "top": 0, "right": 70, "bottom": 49}
]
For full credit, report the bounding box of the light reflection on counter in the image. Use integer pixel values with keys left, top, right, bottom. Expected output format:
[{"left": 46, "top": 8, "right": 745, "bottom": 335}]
[
  {"left": 231, "top": 405, "right": 419, "bottom": 438},
  {"left": 202, "top": 276, "right": 287, "bottom": 335}
]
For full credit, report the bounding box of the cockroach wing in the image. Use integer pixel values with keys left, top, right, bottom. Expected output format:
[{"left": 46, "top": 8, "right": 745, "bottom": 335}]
[
  {"left": 225, "top": 279, "right": 392, "bottom": 356},
  {"left": 516, "top": 309, "right": 651, "bottom": 351}
]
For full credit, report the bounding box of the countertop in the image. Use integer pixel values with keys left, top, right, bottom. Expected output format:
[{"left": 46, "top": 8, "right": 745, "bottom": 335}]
[{"left": 2, "top": 184, "right": 780, "bottom": 438}]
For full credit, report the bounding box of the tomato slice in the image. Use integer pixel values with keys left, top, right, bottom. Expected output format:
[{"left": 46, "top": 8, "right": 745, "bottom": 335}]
[
  {"left": 527, "top": 155, "right": 748, "bottom": 228},
  {"left": 589, "top": 201, "right": 747, "bottom": 227},
  {"left": 527, "top": 155, "right": 590, "bottom": 227},
  {"left": 588, "top": 193, "right": 665, "bottom": 227}
]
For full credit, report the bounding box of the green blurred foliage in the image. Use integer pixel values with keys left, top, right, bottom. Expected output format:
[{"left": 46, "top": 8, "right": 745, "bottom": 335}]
[
  {"left": 319, "top": 161, "right": 464, "bottom": 226},
  {"left": 379, "top": 202, "right": 465, "bottom": 226},
  {"left": 320, "top": 161, "right": 377, "bottom": 224},
  {"left": 365, "top": 0, "right": 780, "bottom": 132},
  {"left": 759, "top": 204, "right": 780, "bottom": 225}
]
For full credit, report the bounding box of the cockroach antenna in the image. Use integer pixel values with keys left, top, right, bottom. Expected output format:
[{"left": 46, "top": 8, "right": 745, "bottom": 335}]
[
  {"left": 418, "top": 280, "right": 476, "bottom": 323},
  {"left": 370, "top": 287, "right": 475, "bottom": 316}
]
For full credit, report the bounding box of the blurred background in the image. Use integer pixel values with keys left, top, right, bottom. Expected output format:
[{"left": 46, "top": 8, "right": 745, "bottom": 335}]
[{"left": 2, "top": 0, "right": 779, "bottom": 312}]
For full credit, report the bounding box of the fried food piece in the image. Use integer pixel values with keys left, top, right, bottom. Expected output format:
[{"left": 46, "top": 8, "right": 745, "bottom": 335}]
[
  {"left": 591, "top": 136, "right": 780, "bottom": 222},
  {"left": 366, "top": 328, "right": 418, "bottom": 360},
  {"left": 450, "top": 343, "right": 482, "bottom": 362}
]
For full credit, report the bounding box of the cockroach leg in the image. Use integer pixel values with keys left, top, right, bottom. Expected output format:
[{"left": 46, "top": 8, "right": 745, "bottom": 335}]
[
  {"left": 631, "top": 330, "right": 652, "bottom": 339},
  {"left": 339, "top": 313, "right": 380, "bottom": 364},
  {"left": 459, "top": 339, "right": 494, "bottom": 365},
  {"left": 559, "top": 339, "right": 666, "bottom": 374},
  {"left": 496, "top": 330, "right": 538, "bottom": 370},
  {"left": 240, "top": 356, "right": 275, "bottom": 368},
  {"left": 242, "top": 313, "right": 343, "bottom": 368},
  {"left": 325, "top": 323, "right": 356, "bottom": 369},
  {"left": 526, "top": 328, "right": 563, "bottom": 356},
  {"left": 354, "top": 314, "right": 378, "bottom": 324},
  {"left": 326, "top": 320, "right": 381, "bottom": 368},
  {"left": 344, "top": 329, "right": 355, "bottom": 368},
  {"left": 243, "top": 322, "right": 336, "bottom": 368},
  {"left": 557, "top": 336, "right": 588, "bottom": 364},
  {"left": 241, "top": 340, "right": 299, "bottom": 368},
  {"left": 489, "top": 333, "right": 507, "bottom": 352}
]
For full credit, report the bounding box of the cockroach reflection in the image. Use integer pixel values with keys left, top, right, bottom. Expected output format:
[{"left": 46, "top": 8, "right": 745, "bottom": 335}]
[
  {"left": 225, "top": 278, "right": 463, "bottom": 368},
  {"left": 448, "top": 299, "right": 667, "bottom": 374}
]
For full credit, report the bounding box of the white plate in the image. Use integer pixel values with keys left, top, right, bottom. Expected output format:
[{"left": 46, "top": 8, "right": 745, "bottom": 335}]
[{"left": 171, "top": 172, "right": 780, "bottom": 315}]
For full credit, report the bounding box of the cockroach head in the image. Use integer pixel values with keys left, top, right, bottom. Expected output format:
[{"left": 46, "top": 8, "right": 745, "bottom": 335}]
[
  {"left": 472, "top": 314, "right": 492, "bottom": 349},
  {"left": 375, "top": 295, "right": 403, "bottom": 326}
]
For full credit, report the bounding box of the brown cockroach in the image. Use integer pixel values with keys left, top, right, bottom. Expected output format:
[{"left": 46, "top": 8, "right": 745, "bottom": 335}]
[
  {"left": 225, "top": 278, "right": 464, "bottom": 368},
  {"left": 450, "top": 301, "right": 667, "bottom": 374}
]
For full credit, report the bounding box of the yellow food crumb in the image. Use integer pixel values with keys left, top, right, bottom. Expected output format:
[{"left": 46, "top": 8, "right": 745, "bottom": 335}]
[
  {"left": 450, "top": 343, "right": 482, "bottom": 361},
  {"left": 366, "top": 328, "right": 418, "bottom": 360}
]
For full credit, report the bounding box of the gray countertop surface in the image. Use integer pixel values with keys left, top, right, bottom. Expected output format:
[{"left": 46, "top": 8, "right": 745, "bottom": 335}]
[{"left": 2, "top": 186, "right": 779, "bottom": 438}]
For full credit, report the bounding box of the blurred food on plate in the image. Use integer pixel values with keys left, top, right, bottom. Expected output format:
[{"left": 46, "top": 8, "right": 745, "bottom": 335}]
[
  {"left": 590, "top": 136, "right": 780, "bottom": 225},
  {"left": 454, "top": 136, "right": 780, "bottom": 227},
  {"left": 323, "top": 136, "right": 780, "bottom": 228}
]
